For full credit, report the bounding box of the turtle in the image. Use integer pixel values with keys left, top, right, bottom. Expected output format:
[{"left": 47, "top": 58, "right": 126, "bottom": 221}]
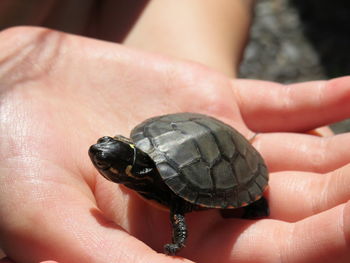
[{"left": 88, "top": 112, "right": 269, "bottom": 255}]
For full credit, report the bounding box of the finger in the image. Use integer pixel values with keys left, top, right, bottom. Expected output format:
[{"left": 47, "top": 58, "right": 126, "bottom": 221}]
[
  {"left": 284, "top": 203, "right": 350, "bottom": 263},
  {"left": 189, "top": 202, "right": 350, "bottom": 263},
  {"left": 253, "top": 132, "right": 350, "bottom": 173},
  {"left": 193, "top": 202, "right": 350, "bottom": 263},
  {"left": 268, "top": 163, "right": 350, "bottom": 222},
  {"left": 233, "top": 76, "right": 350, "bottom": 132}
]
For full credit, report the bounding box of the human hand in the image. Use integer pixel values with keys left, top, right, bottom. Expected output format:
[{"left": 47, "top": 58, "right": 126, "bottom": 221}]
[{"left": 1, "top": 27, "right": 350, "bottom": 263}]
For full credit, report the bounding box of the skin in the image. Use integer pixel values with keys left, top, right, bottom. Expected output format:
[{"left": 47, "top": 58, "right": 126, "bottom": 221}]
[
  {"left": 0, "top": 0, "right": 254, "bottom": 78},
  {"left": 123, "top": 0, "right": 255, "bottom": 77},
  {"left": 1, "top": 27, "right": 350, "bottom": 263}
]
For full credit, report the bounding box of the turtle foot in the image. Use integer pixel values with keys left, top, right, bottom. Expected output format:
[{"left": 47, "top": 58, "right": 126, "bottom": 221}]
[{"left": 164, "top": 243, "right": 182, "bottom": 255}]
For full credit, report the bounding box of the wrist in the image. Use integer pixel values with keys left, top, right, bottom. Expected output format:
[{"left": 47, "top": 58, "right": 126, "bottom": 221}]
[{"left": 123, "top": 0, "right": 255, "bottom": 77}]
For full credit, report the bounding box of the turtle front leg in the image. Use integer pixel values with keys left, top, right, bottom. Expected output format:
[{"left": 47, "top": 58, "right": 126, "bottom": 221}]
[{"left": 164, "top": 208, "right": 188, "bottom": 255}]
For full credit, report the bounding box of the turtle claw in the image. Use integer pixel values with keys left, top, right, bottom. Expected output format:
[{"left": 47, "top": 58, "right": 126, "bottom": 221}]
[{"left": 164, "top": 243, "right": 182, "bottom": 255}]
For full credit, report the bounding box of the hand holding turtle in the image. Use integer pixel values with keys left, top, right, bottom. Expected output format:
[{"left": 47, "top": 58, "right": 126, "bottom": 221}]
[{"left": 1, "top": 27, "right": 350, "bottom": 263}]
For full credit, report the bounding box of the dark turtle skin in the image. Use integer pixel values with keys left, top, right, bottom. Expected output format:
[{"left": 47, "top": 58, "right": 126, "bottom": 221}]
[{"left": 89, "top": 113, "right": 269, "bottom": 255}]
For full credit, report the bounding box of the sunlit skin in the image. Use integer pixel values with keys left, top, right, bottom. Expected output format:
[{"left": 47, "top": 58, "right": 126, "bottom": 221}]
[{"left": 1, "top": 27, "right": 350, "bottom": 263}]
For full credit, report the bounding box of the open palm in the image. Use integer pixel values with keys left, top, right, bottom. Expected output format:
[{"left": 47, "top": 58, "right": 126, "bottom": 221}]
[{"left": 1, "top": 27, "right": 350, "bottom": 263}]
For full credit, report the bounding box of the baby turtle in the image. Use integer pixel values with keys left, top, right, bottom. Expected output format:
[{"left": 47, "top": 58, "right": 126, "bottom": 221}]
[{"left": 89, "top": 113, "right": 269, "bottom": 255}]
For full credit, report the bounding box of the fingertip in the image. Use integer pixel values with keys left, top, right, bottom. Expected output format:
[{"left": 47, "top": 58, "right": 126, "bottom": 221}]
[
  {"left": 327, "top": 76, "right": 350, "bottom": 89},
  {"left": 324, "top": 75, "right": 350, "bottom": 109}
]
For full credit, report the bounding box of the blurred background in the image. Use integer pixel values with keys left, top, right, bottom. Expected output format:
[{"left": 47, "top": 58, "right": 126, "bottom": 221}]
[{"left": 240, "top": 0, "right": 350, "bottom": 133}]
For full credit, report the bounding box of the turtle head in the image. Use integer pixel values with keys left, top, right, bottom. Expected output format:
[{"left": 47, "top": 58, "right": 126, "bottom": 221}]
[
  {"left": 89, "top": 135, "right": 154, "bottom": 186},
  {"left": 89, "top": 135, "right": 137, "bottom": 184}
]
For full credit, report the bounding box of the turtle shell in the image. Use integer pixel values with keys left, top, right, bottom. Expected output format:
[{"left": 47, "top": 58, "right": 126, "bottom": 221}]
[{"left": 130, "top": 113, "right": 268, "bottom": 209}]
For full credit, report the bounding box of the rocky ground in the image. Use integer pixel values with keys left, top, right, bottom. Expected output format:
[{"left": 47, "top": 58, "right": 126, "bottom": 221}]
[{"left": 239, "top": 0, "right": 350, "bottom": 133}]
